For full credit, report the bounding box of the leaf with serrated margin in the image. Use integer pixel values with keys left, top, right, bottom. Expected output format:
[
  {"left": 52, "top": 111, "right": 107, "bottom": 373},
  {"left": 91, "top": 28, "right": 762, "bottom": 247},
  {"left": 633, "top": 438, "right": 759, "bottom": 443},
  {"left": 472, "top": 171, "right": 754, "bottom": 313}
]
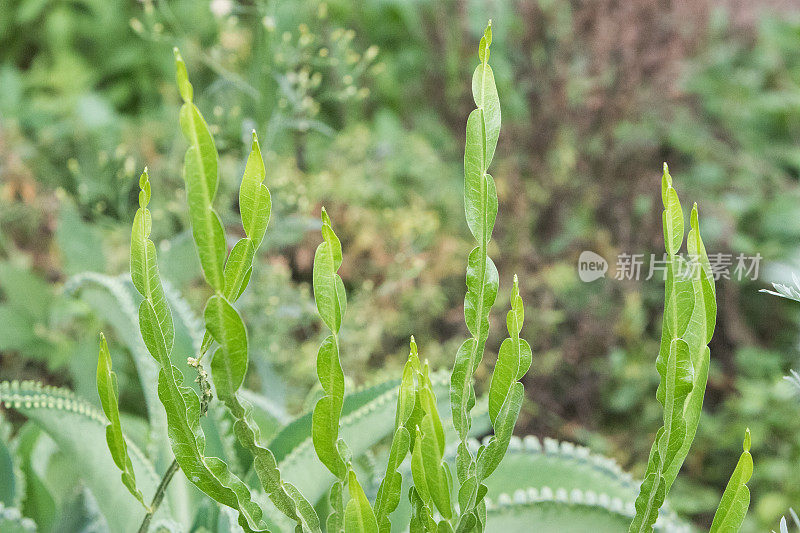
[
  {"left": 174, "top": 48, "right": 226, "bottom": 291},
  {"left": 345, "top": 471, "right": 379, "bottom": 533},
  {"left": 1, "top": 382, "right": 161, "bottom": 531},
  {"left": 96, "top": 334, "right": 147, "bottom": 508},
  {"left": 710, "top": 429, "right": 753, "bottom": 533},
  {"left": 240, "top": 132, "right": 271, "bottom": 249}
]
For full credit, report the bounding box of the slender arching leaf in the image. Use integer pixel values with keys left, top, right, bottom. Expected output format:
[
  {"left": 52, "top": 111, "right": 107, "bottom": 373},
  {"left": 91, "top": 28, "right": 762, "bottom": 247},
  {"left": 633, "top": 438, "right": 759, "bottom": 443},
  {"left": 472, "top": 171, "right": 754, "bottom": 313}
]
[
  {"left": 312, "top": 208, "right": 346, "bottom": 335},
  {"left": 418, "top": 371, "right": 452, "bottom": 520},
  {"left": 662, "top": 203, "right": 717, "bottom": 489},
  {"left": 130, "top": 170, "right": 175, "bottom": 355},
  {"left": 312, "top": 336, "right": 347, "bottom": 478},
  {"left": 174, "top": 48, "right": 226, "bottom": 292},
  {"left": 472, "top": 22, "right": 500, "bottom": 172},
  {"left": 710, "top": 430, "right": 753, "bottom": 533},
  {"left": 96, "top": 333, "right": 147, "bottom": 509},
  {"left": 309, "top": 208, "right": 351, "bottom": 532}
]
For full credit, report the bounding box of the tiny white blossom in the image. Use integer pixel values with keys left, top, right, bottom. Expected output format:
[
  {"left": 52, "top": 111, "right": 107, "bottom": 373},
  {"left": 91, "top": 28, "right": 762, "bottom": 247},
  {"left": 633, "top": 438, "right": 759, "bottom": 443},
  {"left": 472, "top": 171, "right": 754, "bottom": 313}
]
[{"left": 209, "top": 0, "right": 232, "bottom": 18}]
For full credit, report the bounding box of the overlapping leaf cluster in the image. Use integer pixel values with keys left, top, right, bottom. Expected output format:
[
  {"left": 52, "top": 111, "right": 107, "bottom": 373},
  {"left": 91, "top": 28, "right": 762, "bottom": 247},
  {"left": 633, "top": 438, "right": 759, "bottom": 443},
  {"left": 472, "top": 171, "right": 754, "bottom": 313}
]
[
  {"left": 69, "top": 20, "right": 756, "bottom": 533},
  {"left": 310, "top": 208, "right": 377, "bottom": 533},
  {"left": 174, "top": 50, "right": 320, "bottom": 533},
  {"left": 629, "top": 166, "right": 752, "bottom": 532},
  {"left": 129, "top": 167, "right": 270, "bottom": 532}
]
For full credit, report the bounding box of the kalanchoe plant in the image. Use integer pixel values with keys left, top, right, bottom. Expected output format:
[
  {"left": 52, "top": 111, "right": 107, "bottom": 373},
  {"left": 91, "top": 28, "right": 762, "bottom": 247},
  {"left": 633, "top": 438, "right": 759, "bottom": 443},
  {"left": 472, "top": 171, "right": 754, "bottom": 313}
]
[{"left": 0, "top": 19, "right": 758, "bottom": 533}]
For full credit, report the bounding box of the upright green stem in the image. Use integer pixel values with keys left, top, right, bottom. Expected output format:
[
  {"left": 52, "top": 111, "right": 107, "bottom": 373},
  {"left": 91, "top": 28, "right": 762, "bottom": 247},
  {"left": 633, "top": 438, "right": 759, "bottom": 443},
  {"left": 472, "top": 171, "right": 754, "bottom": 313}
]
[{"left": 137, "top": 459, "right": 180, "bottom": 533}]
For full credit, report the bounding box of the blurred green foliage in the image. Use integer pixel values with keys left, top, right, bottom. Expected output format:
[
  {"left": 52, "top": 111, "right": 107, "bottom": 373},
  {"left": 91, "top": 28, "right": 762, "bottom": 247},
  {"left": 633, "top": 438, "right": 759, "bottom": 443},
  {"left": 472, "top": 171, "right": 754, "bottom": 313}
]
[{"left": 2, "top": 1, "right": 800, "bottom": 531}]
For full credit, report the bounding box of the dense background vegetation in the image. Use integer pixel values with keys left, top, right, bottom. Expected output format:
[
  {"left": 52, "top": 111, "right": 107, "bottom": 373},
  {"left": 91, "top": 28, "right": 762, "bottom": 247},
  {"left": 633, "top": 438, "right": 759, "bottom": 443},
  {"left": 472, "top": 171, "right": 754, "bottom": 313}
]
[{"left": 1, "top": 1, "right": 800, "bottom": 530}]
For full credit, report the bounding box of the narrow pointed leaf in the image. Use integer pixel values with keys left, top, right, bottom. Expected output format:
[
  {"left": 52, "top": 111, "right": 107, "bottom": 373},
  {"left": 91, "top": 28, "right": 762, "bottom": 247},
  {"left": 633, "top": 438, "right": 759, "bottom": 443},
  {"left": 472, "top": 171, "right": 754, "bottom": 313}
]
[
  {"left": 174, "top": 48, "right": 226, "bottom": 291},
  {"left": 240, "top": 132, "right": 272, "bottom": 249},
  {"left": 344, "top": 471, "right": 379, "bottom": 533},
  {"left": 710, "top": 430, "right": 753, "bottom": 533},
  {"left": 96, "top": 334, "right": 147, "bottom": 508}
]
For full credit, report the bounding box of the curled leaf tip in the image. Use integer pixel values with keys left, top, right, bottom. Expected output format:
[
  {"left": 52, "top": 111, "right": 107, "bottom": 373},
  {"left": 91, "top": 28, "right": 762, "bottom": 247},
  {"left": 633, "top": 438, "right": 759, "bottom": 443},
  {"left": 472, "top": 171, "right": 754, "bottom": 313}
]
[
  {"left": 138, "top": 170, "right": 151, "bottom": 208},
  {"left": 320, "top": 207, "right": 333, "bottom": 227},
  {"left": 174, "top": 48, "right": 193, "bottom": 103},
  {"left": 479, "top": 21, "right": 493, "bottom": 62},
  {"left": 690, "top": 204, "right": 699, "bottom": 229}
]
